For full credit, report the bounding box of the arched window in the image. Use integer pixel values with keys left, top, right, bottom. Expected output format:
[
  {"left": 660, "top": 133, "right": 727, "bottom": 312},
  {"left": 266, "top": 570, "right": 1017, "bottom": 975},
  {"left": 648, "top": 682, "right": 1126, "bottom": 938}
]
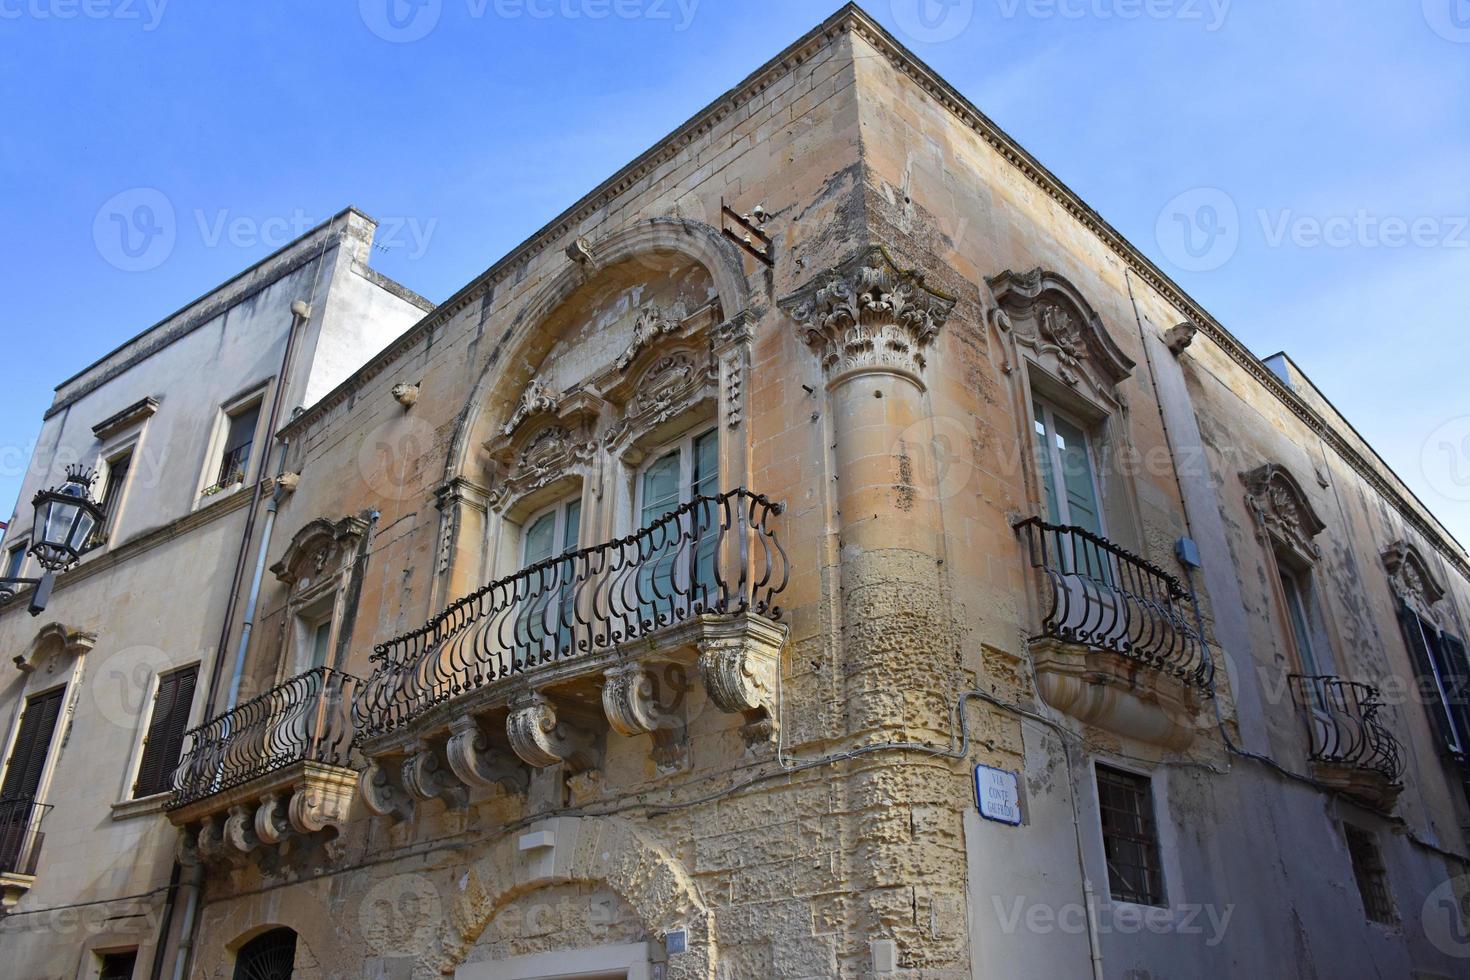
[{"left": 232, "top": 928, "right": 297, "bottom": 980}]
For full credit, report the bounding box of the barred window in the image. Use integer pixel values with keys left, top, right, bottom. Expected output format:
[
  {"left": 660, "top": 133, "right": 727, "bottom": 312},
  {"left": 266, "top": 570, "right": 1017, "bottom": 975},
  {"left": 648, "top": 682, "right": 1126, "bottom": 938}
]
[
  {"left": 1344, "top": 824, "right": 1395, "bottom": 923},
  {"left": 1096, "top": 765, "right": 1166, "bottom": 906}
]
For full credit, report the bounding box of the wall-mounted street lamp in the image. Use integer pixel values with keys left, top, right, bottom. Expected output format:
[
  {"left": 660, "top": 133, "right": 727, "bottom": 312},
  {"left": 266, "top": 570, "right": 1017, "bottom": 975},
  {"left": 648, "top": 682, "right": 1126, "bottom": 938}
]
[{"left": 0, "top": 466, "right": 106, "bottom": 616}]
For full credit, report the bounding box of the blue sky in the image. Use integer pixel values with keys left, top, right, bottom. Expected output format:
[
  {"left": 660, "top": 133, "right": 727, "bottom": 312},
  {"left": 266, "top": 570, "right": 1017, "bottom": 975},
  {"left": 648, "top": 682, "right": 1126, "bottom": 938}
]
[{"left": 2, "top": 0, "right": 1468, "bottom": 544}]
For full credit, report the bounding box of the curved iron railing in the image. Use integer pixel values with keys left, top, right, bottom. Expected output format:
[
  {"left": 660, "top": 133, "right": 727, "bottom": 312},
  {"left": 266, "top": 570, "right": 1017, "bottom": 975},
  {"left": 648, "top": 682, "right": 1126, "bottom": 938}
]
[
  {"left": 1015, "top": 517, "right": 1213, "bottom": 688},
  {"left": 0, "top": 796, "right": 51, "bottom": 876},
  {"left": 168, "top": 667, "right": 361, "bottom": 809},
  {"left": 355, "top": 488, "right": 788, "bottom": 740},
  {"left": 1289, "top": 675, "right": 1404, "bottom": 783}
]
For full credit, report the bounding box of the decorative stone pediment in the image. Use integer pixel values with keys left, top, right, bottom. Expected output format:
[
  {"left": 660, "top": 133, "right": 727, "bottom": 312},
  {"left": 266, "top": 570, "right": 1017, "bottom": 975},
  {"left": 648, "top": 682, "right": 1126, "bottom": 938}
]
[
  {"left": 13, "top": 622, "right": 97, "bottom": 673},
  {"left": 988, "top": 268, "right": 1135, "bottom": 394},
  {"left": 271, "top": 515, "right": 370, "bottom": 593},
  {"left": 1383, "top": 540, "right": 1446, "bottom": 620},
  {"left": 1244, "top": 463, "right": 1326, "bottom": 563},
  {"left": 780, "top": 244, "right": 957, "bottom": 387}
]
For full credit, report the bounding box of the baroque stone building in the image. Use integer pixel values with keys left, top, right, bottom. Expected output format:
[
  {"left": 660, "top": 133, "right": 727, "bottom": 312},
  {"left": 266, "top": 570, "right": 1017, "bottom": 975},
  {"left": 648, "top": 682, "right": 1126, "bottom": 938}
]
[{"left": 4, "top": 5, "right": 1470, "bottom": 978}]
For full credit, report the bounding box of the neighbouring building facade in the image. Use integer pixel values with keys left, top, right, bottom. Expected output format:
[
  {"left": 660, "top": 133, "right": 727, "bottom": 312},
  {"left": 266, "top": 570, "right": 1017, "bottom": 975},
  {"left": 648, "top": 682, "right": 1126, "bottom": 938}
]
[{"left": 4, "top": 6, "right": 1470, "bottom": 979}]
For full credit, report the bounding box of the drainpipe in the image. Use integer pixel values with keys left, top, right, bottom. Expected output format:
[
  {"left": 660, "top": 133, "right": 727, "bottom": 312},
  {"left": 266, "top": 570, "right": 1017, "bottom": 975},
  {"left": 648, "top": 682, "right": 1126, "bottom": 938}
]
[
  {"left": 226, "top": 440, "right": 293, "bottom": 709},
  {"left": 173, "top": 299, "right": 312, "bottom": 980}
]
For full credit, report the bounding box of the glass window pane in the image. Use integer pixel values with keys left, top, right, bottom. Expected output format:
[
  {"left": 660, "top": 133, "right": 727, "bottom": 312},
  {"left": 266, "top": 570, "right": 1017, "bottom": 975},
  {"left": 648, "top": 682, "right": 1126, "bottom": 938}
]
[
  {"left": 1033, "top": 403, "right": 1063, "bottom": 525},
  {"left": 563, "top": 500, "right": 581, "bottom": 552},
  {"left": 641, "top": 451, "right": 682, "bottom": 526},
  {"left": 523, "top": 511, "right": 558, "bottom": 565},
  {"left": 1052, "top": 413, "right": 1103, "bottom": 537},
  {"left": 692, "top": 428, "right": 719, "bottom": 499},
  {"left": 310, "top": 621, "right": 331, "bottom": 668}
]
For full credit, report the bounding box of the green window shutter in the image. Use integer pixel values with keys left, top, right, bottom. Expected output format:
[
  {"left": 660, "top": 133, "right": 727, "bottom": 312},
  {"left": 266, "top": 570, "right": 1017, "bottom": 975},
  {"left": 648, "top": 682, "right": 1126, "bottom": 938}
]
[{"left": 1, "top": 686, "right": 65, "bottom": 801}]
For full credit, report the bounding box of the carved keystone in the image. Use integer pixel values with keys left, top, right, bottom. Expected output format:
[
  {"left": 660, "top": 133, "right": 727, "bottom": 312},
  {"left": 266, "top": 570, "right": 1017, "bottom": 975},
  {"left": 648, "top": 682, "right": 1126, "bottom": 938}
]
[
  {"left": 506, "top": 693, "right": 597, "bottom": 771},
  {"left": 445, "top": 714, "right": 528, "bottom": 794},
  {"left": 359, "top": 757, "right": 414, "bottom": 822}
]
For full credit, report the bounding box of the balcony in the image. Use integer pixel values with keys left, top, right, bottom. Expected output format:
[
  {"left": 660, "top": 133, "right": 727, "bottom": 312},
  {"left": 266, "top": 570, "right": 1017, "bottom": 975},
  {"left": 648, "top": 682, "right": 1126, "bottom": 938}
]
[
  {"left": 1015, "top": 518, "right": 1213, "bottom": 748},
  {"left": 167, "top": 667, "right": 360, "bottom": 864},
  {"left": 1289, "top": 675, "right": 1404, "bottom": 811},
  {"left": 352, "top": 489, "right": 789, "bottom": 818},
  {"left": 0, "top": 796, "right": 50, "bottom": 911}
]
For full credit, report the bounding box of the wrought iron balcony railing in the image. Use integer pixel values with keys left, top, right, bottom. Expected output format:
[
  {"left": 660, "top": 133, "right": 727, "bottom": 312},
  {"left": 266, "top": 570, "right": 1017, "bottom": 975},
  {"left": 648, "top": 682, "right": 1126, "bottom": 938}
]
[
  {"left": 354, "top": 488, "right": 789, "bottom": 740},
  {"left": 168, "top": 667, "right": 361, "bottom": 809},
  {"left": 0, "top": 796, "right": 51, "bottom": 877},
  {"left": 1289, "top": 675, "right": 1404, "bottom": 784},
  {"left": 1015, "top": 517, "right": 1212, "bottom": 688}
]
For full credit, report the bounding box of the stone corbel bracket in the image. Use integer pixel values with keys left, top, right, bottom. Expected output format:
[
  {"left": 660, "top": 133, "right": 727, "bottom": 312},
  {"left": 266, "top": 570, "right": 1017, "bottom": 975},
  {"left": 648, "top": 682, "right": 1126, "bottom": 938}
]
[
  {"left": 170, "top": 761, "right": 359, "bottom": 865},
  {"left": 697, "top": 614, "right": 788, "bottom": 747},
  {"left": 359, "top": 756, "right": 415, "bottom": 822},
  {"left": 507, "top": 692, "right": 599, "bottom": 771},
  {"left": 602, "top": 660, "right": 689, "bottom": 772},
  {"left": 445, "top": 714, "right": 529, "bottom": 795},
  {"left": 401, "top": 742, "right": 469, "bottom": 809}
]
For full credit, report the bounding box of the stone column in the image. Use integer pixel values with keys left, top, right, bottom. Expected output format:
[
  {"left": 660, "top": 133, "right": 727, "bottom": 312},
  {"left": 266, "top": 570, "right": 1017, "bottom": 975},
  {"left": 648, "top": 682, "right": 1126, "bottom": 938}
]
[
  {"left": 782, "top": 245, "right": 970, "bottom": 975},
  {"left": 781, "top": 245, "right": 959, "bottom": 742}
]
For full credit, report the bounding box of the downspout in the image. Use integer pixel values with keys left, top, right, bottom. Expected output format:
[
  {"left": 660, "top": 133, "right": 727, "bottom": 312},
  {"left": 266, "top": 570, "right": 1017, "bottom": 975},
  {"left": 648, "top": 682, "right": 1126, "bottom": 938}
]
[
  {"left": 226, "top": 439, "right": 293, "bottom": 708},
  {"left": 173, "top": 298, "right": 312, "bottom": 980}
]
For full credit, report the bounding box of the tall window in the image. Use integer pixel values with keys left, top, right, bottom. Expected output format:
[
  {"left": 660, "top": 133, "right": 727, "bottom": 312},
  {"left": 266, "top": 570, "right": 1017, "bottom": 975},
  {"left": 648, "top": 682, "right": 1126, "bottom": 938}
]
[
  {"left": 0, "top": 686, "right": 66, "bottom": 874},
  {"left": 3, "top": 543, "right": 24, "bottom": 580},
  {"left": 1399, "top": 604, "right": 1470, "bottom": 757},
  {"left": 86, "top": 449, "right": 133, "bottom": 550},
  {"left": 1344, "top": 824, "right": 1395, "bottom": 923},
  {"left": 517, "top": 497, "right": 582, "bottom": 663},
  {"left": 1278, "top": 565, "right": 1332, "bottom": 679},
  {"left": 1096, "top": 765, "right": 1165, "bottom": 906},
  {"left": 638, "top": 428, "right": 719, "bottom": 618},
  {"left": 1033, "top": 399, "right": 1104, "bottom": 537},
  {"left": 307, "top": 618, "right": 333, "bottom": 670},
  {"left": 132, "top": 665, "right": 198, "bottom": 798},
  {"left": 211, "top": 401, "right": 261, "bottom": 493}
]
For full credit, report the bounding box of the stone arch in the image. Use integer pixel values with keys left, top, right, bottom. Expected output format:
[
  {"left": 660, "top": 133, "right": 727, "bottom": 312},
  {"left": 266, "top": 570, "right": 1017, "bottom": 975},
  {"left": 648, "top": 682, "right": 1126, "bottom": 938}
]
[
  {"left": 194, "top": 886, "right": 339, "bottom": 980},
  {"left": 415, "top": 815, "right": 714, "bottom": 979},
  {"left": 444, "top": 217, "right": 750, "bottom": 486}
]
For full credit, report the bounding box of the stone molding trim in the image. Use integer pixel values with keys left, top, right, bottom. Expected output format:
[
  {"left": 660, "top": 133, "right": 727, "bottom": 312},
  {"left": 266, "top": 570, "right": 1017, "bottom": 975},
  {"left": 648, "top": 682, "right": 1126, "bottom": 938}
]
[
  {"left": 414, "top": 815, "right": 715, "bottom": 979},
  {"left": 987, "top": 267, "right": 1135, "bottom": 392},
  {"left": 779, "top": 243, "right": 957, "bottom": 389},
  {"left": 602, "top": 660, "right": 688, "bottom": 772},
  {"left": 1244, "top": 463, "right": 1327, "bottom": 564},
  {"left": 270, "top": 514, "right": 371, "bottom": 589},
  {"left": 359, "top": 756, "right": 414, "bottom": 822},
  {"left": 1383, "top": 539, "right": 1447, "bottom": 620},
  {"left": 91, "top": 395, "right": 160, "bottom": 440}
]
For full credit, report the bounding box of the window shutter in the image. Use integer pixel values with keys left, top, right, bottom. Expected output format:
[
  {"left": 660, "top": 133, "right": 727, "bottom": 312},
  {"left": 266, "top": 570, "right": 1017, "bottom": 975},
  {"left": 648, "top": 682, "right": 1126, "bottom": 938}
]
[
  {"left": 133, "top": 666, "right": 198, "bottom": 798},
  {"left": 1, "top": 686, "right": 66, "bottom": 801},
  {"left": 1438, "top": 632, "right": 1470, "bottom": 757},
  {"left": 1398, "top": 601, "right": 1462, "bottom": 754}
]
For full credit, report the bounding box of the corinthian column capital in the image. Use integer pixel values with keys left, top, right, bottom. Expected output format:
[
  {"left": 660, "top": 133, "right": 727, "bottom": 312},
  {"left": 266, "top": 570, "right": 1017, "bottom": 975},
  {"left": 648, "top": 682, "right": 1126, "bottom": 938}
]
[{"left": 779, "top": 244, "right": 958, "bottom": 387}]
